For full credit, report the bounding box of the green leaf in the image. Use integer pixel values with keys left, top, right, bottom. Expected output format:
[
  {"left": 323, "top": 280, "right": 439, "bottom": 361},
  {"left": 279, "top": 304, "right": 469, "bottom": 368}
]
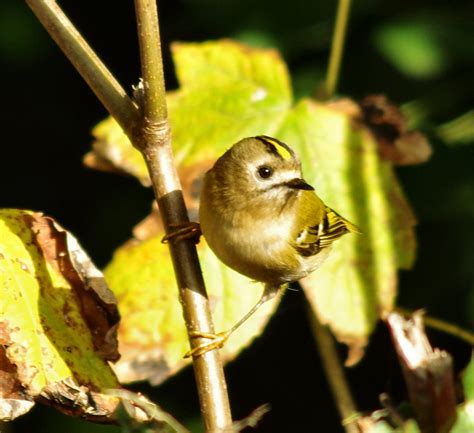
[
  {"left": 463, "top": 354, "right": 474, "bottom": 401},
  {"left": 436, "top": 110, "right": 474, "bottom": 146},
  {"left": 106, "top": 233, "right": 280, "bottom": 384},
  {"left": 373, "top": 19, "right": 447, "bottom": 79},
  {"left": 86, "top": 116, "right": 150, "bottom": 186},
  {"left": 88, "top": 40, "right": 292, "bottom": 180},
  {"left": 91, "top": 40, "right": 416, "bottom": 369},
  {"left": 166, "top": 40, "right": 292, "bottom": 167},
  {"left": 451, "top": 401, "right": 474, "bottom": 433},
  {"left": 0, "top": 209, "right": 120, "bottom": 421},
  {"left": 281, "top": 99, "right": 416, "bottom": 363}
]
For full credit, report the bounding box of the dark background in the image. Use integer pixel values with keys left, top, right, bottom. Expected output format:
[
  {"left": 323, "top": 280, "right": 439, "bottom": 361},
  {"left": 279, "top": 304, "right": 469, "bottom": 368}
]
[{"left": 1, "top": 0, "right": 473, "bottom": 432}]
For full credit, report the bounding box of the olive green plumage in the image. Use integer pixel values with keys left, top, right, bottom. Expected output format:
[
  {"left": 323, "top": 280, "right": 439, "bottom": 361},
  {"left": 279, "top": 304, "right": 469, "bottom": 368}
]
[{"left": 200, "top": 135, "right": 359, "bottom": 303}]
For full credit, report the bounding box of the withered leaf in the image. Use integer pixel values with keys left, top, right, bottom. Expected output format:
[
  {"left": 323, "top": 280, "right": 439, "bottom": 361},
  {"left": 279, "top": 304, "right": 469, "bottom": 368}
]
[
  {"left": 0, "top": 209, "right": 120, "bottom": 421},
  {"left": 359, "top": 94, "right": 432, "bottom": 166}
]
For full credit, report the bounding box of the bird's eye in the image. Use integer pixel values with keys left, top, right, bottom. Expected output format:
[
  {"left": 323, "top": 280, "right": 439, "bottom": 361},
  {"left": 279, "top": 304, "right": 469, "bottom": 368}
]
[{"left": 257, "top": 166, "right": 273, "bottom": 179}]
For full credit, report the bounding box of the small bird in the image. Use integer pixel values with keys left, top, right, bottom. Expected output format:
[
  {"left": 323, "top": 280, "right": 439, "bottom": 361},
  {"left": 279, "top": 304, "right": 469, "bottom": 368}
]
[{"left": 185, "top": 135, "right": 359, "bottom": 357}]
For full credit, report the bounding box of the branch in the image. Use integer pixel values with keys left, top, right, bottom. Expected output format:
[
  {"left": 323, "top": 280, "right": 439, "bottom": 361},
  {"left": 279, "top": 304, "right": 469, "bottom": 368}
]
[
  {"left": 305, "top": 301, "right": 360, "bottom": 433},
  {"left": 132, "top": 2, "right": 232, "bottom": 431}
]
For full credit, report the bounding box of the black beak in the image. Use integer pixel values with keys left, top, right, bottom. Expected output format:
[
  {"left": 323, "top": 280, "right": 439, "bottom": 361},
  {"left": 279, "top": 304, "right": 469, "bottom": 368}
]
[{"left": 285, "top": 178, "right": 314, "bottom": 190}]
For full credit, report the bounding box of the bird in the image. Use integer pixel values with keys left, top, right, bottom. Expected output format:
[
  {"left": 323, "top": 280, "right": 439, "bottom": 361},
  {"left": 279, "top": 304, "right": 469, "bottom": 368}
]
[{"left": 169, "top": 135, "right": 359, "bottom": 357}]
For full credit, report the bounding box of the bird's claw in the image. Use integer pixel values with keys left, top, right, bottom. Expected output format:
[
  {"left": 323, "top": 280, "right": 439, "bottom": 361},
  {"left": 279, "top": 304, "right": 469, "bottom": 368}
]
[
  {"left": 161, "top": 221, "right": 201, "bottom": 244},
  {"left": 184, "top": 330, "right": 231, "bottom": 358}
]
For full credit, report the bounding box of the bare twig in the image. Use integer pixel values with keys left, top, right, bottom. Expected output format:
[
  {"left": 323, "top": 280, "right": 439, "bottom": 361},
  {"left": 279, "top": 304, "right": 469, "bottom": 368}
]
[
  {"left": 305, "top": 300, "right": 360, "bottom": 433},
  {"left": 323, "top": 0, "right": 352, "bottom": 99},
  {"left": 132, "top": 1, "right": 232, "bottom": 431}
]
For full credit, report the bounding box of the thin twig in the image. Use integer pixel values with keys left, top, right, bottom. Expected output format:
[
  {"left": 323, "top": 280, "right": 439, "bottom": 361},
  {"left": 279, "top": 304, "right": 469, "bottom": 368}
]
[
  {"left": 324, "top": 0, "right": 352, "bottom": 99},
  {"left": 305, "top": 301, "right": 360, "bottom": 433},
  {"left": 133, "top": 1, "right": 233, "bottom": 431},
  {"left": 396, "top": 307, "right": 474, "bottom": 346},
  {"left": 26, "top": 0, "right": 139, "bottom": 135}
]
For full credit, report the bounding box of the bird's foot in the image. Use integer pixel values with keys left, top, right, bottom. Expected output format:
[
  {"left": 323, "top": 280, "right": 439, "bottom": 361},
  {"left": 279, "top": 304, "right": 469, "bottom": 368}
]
[
  {"left": 184, "top": 330, "right": 231, "bottom": 358},
  {"left": 161, "top": 221, "right": 201, "bottom": 244}
]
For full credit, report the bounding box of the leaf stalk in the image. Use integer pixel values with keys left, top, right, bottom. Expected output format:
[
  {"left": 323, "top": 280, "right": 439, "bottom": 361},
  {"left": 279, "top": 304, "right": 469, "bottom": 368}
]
[
  {"left": 324, "top": 0, "right": 352, "bottom": 99},
  {"left": 305, "top": 301, "right": 360, "bottom": 433}
]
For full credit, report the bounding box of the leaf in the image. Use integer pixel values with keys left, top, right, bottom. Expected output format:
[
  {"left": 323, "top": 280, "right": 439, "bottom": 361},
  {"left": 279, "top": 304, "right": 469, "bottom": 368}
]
[
  {"left": 84, "top": 116, "right": 150, "bottom": 186},
  {"left": 463, "top": 353, "right": 474, "bottom": 401},
  {"left": 436, "top": 110, "right": 474, "bottom": 146},
  {"left": 451, "top": 401, "right": 474, "bottom": 433},
  {"left": 0, "top": 209, "right": 120, "bottom": 421},
  {"left": 286, "top": 99, "right": 416, "bottom": 364},
  {"left": 90, "top": 40, "right": 417, "bottom": 368},
  {"left": 106, "top": 233, "right": 280, "bottom": 385},
  {"left": 87, "top": 40, "right": 292, "bottom": 180},
  {"left": 168, "top": 40, "right": 292, "bottom": 167},
  {"left": 451, "top": 354, "right": 474, "bottom": 433},
  {"left": 373, "top": 18, "right": 447, "bottom": 79},
  {"left": 359, "top": 94, "right": 432, "bottom": 166},
  {"left": 357, "top": 418, "right": 420, "bottom": 433}
]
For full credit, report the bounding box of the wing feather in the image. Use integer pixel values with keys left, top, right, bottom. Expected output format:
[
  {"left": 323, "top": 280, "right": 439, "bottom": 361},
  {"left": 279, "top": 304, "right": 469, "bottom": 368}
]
[{"left": 293, "top": 207, "right": 359, "bottom": 256}]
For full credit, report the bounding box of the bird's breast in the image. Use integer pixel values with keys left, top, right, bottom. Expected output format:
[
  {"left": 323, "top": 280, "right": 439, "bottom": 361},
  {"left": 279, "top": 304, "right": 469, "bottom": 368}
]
[{"left": 200, "top": 203, "right": 312, "bottom": 285}]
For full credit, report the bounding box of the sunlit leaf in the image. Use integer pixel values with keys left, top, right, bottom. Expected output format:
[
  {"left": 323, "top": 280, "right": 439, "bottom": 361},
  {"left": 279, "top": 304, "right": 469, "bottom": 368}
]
[
  {"left": 87, "top": 40, "right": 292, "bottom": 180},
  {"left": 106, "top": 233, "right": 279, "bottom": 384},
  {"left": 85, "top": 116, "right": 150, "bottom": 186},
  {"left": 0, "top": 209, "right": 120, "bottom": 421},
  {"left": 91, "top": 40, "right": 417, "bottom": 368},
  {"left": 286, "top": 100, "right": 416, "bottom": 364}
]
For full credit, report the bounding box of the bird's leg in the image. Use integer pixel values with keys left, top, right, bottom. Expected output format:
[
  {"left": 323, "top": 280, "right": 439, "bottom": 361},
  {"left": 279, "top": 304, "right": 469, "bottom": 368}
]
[
  {"left": 161, "top": 221, "right": 201, "bottom": 244},
  {"left": 184, "top": 284, "right": 281, "bottom": 358}
]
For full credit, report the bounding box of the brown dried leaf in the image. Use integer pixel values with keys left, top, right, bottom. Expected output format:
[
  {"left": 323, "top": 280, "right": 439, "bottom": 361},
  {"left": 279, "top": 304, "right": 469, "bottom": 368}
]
[
  {"left": 28, "top": 214, "right": 120, "bottom": 362},
  {"left": 0, "top": 345, "right": 34, "bottom": 420},
  {"left": 359, "top": 94, "right": 432, "bottom": 166}
]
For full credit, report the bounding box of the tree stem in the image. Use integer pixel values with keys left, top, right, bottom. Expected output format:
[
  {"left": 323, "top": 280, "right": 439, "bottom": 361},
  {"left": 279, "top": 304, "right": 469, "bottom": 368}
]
[
  {"left": 133, "top": 2, "right": 232, "bottom": 431},
  {"left": 305, "top": 302, "right": 359, "bottom": 433},
  {"left": 324, "top": 0, "right": 352, "bottom": 99}
]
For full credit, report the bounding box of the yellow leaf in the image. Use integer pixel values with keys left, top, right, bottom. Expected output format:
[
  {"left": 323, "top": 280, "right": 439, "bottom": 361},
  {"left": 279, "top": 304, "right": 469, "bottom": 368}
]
[
  {"left": 0, "top": 209, "right": 119, "bottom": 421},
  {"left": 106, "top": 233, "right": 280, "bottom": 385}
]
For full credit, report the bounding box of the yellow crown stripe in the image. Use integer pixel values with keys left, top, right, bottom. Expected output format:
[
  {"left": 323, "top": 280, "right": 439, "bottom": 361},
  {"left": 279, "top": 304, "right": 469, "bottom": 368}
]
[{"left": 256, "top": 135, "right": 294, "bottom": 161}]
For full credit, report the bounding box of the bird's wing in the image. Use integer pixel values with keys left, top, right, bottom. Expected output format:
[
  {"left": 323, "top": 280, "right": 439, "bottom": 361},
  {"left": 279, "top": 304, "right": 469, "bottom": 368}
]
[{"left": 293, "top": 206, "right": 359, "bottom": 257}]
